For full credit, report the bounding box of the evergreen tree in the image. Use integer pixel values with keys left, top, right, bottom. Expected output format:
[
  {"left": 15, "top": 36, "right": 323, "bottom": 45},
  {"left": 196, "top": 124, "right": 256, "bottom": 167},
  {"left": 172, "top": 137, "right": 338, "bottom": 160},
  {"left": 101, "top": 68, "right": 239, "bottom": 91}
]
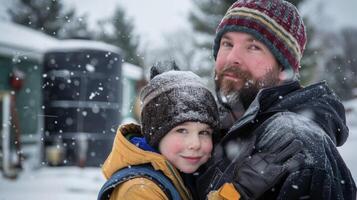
[
  {"left": 58, "top": 13, "right": 92, "bottom": 39},
  {"left": 299, "top": 18, "right": 319, "bottom": 85},
  {"left": 97, "top": 6, "right": 143, "bottom": 66},
  {"left": 189, "top": 0, "right": 235, "bottom": 49},
  {"left": 7, "top": 0, "right": 91, "bottom": 39},
  {"left": 322, "top": 28, "right": 357, "bottom": 100}
]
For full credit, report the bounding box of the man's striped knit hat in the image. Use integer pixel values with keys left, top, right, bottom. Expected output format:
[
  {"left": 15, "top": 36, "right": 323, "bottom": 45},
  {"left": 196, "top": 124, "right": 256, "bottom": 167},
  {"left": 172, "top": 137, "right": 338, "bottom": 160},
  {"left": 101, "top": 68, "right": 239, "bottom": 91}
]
[{"left": 213, "top": 0, "right": 307, "bottom": 73}]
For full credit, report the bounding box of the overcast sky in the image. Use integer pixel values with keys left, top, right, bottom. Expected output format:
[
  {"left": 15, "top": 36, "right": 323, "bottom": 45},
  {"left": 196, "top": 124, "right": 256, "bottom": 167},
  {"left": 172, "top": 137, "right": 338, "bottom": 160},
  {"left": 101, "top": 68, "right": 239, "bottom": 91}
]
[
  {"left": 1, "top": 0, "right": 357, "bottom": 48},
  {"left": 300, "top": 0, "right": 357, "bottom": 29},
  {"left": 63, "top": 0, "right": 192, "bottom": 48},
  {"left": 64, "top": 0, "right": 357, "bottom": 47}
]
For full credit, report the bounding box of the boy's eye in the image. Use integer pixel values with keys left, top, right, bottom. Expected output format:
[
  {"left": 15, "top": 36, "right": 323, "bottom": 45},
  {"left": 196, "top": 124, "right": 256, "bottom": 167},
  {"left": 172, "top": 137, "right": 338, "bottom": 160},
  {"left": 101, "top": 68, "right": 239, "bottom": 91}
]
[
  {"left": 199, "top": 130, "right": 213, "bottom": 136},
  {"left": 176, "top": 128, "right": 188, "bottom": 134}
]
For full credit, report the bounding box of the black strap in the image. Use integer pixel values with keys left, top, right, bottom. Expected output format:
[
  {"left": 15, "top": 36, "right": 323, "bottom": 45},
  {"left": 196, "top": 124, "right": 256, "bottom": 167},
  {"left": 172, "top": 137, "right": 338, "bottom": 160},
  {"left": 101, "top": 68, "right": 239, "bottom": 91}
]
[{"left": 97, "top": 165, "right": 181, "bottom": 200}]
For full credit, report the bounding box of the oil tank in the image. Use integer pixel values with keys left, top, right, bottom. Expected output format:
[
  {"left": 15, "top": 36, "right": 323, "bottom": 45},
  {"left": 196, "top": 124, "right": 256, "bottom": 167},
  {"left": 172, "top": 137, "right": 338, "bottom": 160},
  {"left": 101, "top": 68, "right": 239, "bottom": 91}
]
[{"left": 42, "top": 40, "right": 122, "bottom": 167}]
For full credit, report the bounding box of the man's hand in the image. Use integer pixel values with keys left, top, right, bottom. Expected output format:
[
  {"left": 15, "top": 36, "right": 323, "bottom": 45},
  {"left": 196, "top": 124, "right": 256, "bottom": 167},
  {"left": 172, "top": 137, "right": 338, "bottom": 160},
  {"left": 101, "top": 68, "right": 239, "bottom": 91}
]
[{"left": 233, "top": 139, "right": 305, "bottom": 199}]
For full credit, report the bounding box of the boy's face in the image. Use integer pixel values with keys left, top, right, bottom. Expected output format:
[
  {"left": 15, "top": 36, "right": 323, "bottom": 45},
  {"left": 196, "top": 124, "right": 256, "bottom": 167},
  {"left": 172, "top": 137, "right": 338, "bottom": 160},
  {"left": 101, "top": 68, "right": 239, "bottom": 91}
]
[{"left": 159, "top": 122, "right": 213, "bottom": 173}]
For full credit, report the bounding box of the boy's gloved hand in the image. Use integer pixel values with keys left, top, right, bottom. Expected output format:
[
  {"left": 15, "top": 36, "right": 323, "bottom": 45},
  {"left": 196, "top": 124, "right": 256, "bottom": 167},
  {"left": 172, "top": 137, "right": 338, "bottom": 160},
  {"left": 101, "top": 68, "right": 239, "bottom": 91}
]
[{"left": 233, "top": 139, "right": 305, "bottom": 200}]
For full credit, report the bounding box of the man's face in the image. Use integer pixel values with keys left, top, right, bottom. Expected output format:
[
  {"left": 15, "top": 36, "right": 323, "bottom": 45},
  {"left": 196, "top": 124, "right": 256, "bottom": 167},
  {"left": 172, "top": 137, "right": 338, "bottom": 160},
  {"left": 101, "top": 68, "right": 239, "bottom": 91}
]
[{"left": 215, "top": 32, "right": 282, "bottom": 108}]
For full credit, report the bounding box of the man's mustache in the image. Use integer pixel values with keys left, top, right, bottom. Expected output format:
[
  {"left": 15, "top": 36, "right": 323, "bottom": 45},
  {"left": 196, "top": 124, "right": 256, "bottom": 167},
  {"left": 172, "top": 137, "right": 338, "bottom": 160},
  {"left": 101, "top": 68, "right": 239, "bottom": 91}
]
[{"left": 216, "top": 66, "right": 251, "bottom": 80}]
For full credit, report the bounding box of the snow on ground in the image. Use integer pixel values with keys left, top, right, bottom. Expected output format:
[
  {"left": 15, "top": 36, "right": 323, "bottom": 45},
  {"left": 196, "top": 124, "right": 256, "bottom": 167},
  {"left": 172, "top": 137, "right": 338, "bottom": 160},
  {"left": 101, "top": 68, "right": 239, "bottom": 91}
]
[
  {"left": 338, "top": 98, "right": 357, "bottom": 181},
  {"left": 0, "top": 99, "right": 356, "bottom": 199},
  {"left": 0, "top": 167, "right": 104, "bottom": 200},
  {"left": 338, "top": 127, "right": 357, "bottom": 182},
  {"left": 0, "top": 142, "right": 105, "bottom": 200}
]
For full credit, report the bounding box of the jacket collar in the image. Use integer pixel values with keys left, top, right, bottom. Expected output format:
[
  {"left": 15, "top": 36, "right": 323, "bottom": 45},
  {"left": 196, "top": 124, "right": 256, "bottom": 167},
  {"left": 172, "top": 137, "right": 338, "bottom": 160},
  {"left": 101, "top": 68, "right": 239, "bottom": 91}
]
[
  {"left": 102, "top": 123, "right": 193, "bottom": 200},
  {"left": 228, "top": 81, "right": 301, "bottom": 133}
]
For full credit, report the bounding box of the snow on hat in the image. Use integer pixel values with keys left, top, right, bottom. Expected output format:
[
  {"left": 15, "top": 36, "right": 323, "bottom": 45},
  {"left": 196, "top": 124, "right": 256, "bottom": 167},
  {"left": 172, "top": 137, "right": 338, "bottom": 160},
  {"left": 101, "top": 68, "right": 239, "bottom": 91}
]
[
  {"left": 140, "top": 61, "right": 219, "bottom": 148},
  {"left": 213, "top": 0, "right": 307, "bottom": 73}
]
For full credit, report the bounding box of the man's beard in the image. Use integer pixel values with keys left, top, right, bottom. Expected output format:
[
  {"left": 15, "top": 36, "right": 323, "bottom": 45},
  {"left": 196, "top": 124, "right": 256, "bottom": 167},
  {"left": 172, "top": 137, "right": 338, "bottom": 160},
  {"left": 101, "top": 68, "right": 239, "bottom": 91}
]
[{"left": 215, "top": 66, "right": 280, "bottom": 110}]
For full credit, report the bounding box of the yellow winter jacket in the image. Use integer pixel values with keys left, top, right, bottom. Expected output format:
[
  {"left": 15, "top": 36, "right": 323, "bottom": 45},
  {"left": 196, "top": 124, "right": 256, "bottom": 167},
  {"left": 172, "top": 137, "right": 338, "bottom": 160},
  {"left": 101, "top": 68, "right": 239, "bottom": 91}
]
[
  {"left": 102, "top": 123, "right": 193, "bottom": 200},
  {"left": 102, "top": 123, "right": 241, "bottom": 200}
]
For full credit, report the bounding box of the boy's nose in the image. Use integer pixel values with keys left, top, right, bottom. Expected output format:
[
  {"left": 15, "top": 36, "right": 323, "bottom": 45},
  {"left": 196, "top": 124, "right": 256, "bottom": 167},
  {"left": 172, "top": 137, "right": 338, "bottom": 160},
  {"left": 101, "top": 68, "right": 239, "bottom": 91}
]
[{"left": 188, "top": 135, "right": 201, "bottom": 150}]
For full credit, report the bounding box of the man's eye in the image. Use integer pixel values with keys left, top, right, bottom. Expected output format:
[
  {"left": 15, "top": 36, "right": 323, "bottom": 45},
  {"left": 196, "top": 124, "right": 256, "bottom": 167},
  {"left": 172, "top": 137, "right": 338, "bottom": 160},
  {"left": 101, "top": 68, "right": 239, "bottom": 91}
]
[
  {"left": 221, "top": 41, "right": 232, "bottom": 47},
  {"left": 248, "top": 44, "right": 261, "bottom": 50}
]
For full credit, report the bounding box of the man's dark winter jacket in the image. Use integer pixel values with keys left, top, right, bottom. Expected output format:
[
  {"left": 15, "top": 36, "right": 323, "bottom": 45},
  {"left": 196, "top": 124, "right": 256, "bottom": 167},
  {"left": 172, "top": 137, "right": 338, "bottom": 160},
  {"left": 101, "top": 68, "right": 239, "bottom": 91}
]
[{"left": 197, "top": 81, "right": 356, "bottom": 199}]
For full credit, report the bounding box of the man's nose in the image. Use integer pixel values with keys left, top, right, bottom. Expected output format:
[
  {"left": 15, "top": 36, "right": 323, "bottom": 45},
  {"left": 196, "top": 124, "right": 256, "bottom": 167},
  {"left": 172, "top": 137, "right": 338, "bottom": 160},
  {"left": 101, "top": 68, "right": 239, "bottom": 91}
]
[{"left": 226, "top": 45, "right": 243, "bottom": 66}]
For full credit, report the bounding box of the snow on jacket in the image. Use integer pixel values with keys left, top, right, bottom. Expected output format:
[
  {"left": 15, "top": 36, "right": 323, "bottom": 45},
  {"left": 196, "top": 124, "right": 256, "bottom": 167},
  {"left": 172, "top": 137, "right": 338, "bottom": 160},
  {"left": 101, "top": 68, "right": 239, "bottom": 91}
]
[
  {"left": 197, "top": 81, "right": 356, "bottom": 200},
  {"left": 101, "top": 123, "right": 193, "bottom": 200}
]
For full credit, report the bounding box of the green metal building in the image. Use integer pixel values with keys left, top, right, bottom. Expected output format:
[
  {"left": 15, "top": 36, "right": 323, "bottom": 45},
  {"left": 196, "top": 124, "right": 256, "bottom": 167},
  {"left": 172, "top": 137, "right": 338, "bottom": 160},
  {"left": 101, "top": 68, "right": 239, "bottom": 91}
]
[{"left": 0, "top": 22, "right": 143, "bottom": 176}]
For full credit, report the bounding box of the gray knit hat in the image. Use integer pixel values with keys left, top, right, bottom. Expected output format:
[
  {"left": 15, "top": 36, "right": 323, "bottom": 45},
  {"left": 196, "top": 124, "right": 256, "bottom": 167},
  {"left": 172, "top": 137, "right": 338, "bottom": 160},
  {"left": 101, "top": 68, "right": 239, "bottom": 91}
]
[{"left": 140, "top": 61, "right": 219, "bottom": 148}]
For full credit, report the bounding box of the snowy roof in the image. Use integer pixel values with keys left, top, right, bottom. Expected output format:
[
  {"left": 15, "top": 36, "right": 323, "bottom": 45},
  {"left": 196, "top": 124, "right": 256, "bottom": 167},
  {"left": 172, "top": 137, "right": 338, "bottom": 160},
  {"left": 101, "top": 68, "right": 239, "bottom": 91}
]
[
  {"left": 0, "top": 22, "right": 59, "bottom": 60},
  {"left": 122, "top": 62, "right": 143, "bottom": 80},
  {"left": 46, "top": 39, "right": 121, "bottom": 55},
  {"left": 0, "top": 22, "right": 121, "bottom": 61}
]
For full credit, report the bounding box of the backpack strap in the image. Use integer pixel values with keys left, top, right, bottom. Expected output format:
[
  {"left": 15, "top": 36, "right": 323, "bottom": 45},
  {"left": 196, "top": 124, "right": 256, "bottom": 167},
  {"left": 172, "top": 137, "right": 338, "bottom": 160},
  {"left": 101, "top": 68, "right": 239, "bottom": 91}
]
[{"left": 97, "top": 165, "right": 181, "bottom": 200}]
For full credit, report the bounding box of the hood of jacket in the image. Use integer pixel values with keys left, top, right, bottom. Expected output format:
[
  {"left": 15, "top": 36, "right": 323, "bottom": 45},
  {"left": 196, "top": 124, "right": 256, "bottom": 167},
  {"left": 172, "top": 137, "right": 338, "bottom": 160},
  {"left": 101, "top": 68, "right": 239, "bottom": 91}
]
[
  {"left": 269, "top": 81, "right": 348, "bottom": 146},
  {"left": 102, "top": 123, "right": 192, "bottom": 199},
  {"left": 228, "top": 81, "right": 348, "bottom": 146}
]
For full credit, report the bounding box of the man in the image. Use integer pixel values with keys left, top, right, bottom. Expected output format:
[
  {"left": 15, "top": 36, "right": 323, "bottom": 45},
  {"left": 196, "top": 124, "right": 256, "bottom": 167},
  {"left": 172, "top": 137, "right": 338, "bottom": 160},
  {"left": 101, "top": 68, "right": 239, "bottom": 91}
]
[{"left": 196, "top": 0, "right": 356, "bottom": 199}]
